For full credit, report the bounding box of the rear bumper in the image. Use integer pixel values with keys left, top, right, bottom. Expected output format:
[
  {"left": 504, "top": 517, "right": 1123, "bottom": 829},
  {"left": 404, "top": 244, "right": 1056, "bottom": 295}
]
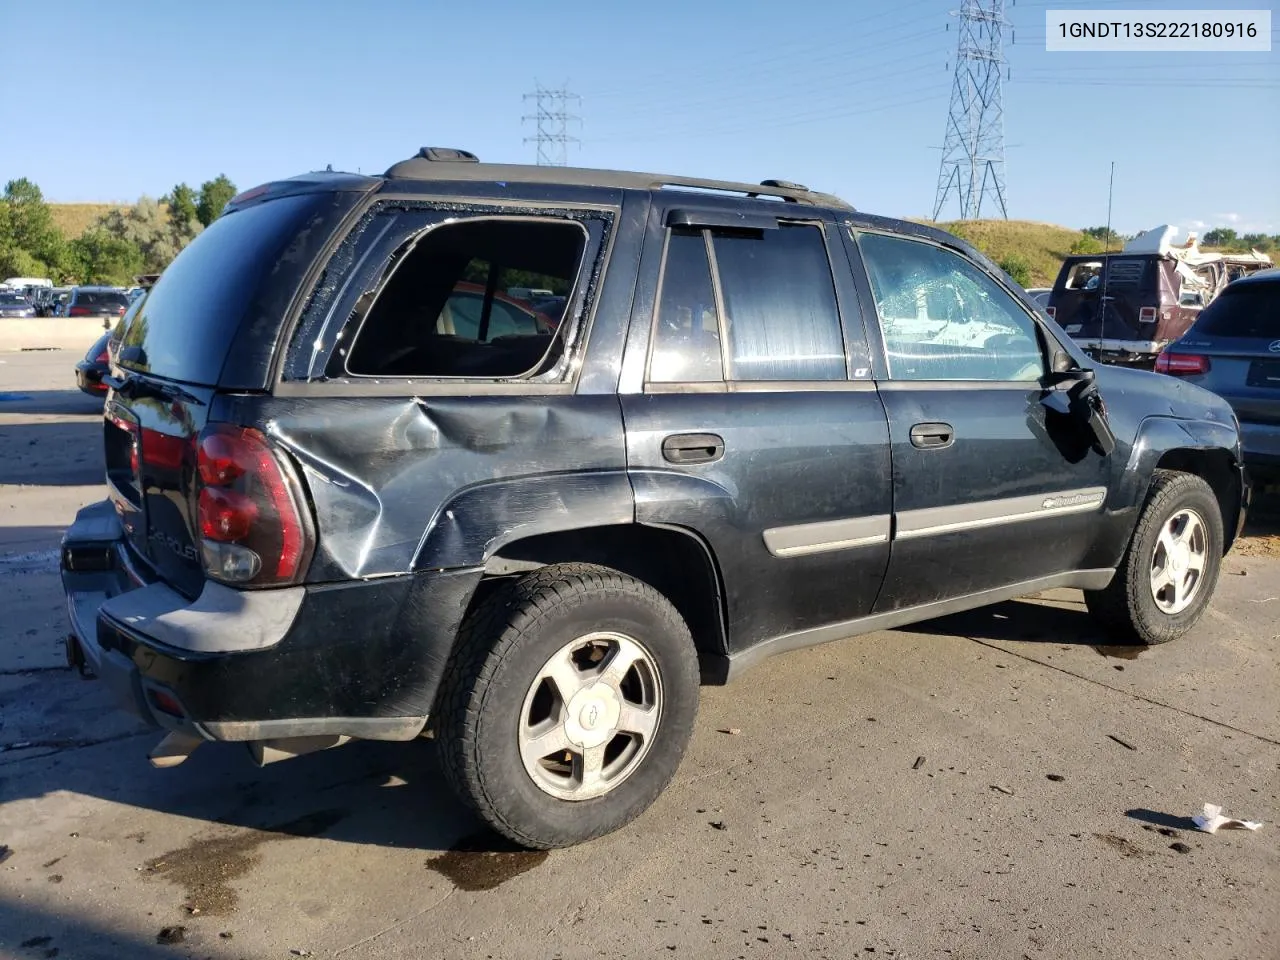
[{"left": 61, "top": 500, "right": 483, "bottom": 743}]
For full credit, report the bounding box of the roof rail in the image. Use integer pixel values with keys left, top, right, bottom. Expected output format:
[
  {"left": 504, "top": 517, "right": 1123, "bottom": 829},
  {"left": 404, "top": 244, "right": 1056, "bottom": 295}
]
[{"left": 382, "top": 152, "right": 852, "bottom": 210}]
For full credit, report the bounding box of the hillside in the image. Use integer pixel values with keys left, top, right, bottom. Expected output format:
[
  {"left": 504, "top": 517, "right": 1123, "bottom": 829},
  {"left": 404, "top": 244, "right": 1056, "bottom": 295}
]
[
  {"left": 50, "top": 203, "right": 127, "bottom": 238},
  {"left": 933, "top": 219, "right": 1086, "bottom": 287}
]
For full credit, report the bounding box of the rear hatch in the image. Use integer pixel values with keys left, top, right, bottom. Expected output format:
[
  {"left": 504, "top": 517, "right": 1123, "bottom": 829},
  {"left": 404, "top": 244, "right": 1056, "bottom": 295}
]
[
  {"left": 71, "top": 291, "right": 131, "bottom": 318},
  {"left": 1178, "top": 281, "right": 1280, "bottom": 426},
  {"left": 105, "top": 191, "right": 345, "bottom": 597},
  {"left": 1051, "top": 256, "right": 1168, "bottom": 342}
]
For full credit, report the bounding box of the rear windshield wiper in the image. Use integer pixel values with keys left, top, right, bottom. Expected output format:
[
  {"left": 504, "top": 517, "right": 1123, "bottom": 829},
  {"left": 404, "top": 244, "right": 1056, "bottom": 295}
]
[{"left": 103, "top": 372, "right": 205, "bottom": 407}]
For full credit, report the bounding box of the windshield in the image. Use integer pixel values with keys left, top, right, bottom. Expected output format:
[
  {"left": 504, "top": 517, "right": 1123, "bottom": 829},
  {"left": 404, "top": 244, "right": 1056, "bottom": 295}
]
[{"left": 0, "top": 294, "right": 28, "bottom": 305}]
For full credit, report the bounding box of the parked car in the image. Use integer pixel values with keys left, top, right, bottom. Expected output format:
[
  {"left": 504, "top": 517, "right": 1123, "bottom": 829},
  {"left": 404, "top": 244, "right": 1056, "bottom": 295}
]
[
  {"left": 75, "top": 293, "right": 143, "bottom": 397},
  {"left": 1048, "top": 226, "right": 1272, "bottom": 368},
  {"left": 65, "top": 286, "right": 131, "bottom": 323},
  {"left": 1155, "top": 268, "right": 1280, "bottom": 483},
  {"left": 75, "top": 331, "right": 113, "bottom": 396},
  {"left": 1025, "top": 287, "right": 1052, "bottom": 309},
  {"left": 62, "top": 148, "right": 1248, "bottom": 850},
  {"left": 0, "top": 291, "right": 36, "bottom": 318}
]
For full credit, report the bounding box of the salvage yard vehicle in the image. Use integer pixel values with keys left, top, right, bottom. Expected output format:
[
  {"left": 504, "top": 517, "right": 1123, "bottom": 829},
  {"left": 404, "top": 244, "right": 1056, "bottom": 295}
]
[
  {"left": 1048, "top": 226, "right": 1272, "bottom": 368},
  {"left": 1156, "top": 268, "right": 1280, "bottom": 483},
  {"left": 62, "top": 149, "right": 1248, "bottom": 849}
]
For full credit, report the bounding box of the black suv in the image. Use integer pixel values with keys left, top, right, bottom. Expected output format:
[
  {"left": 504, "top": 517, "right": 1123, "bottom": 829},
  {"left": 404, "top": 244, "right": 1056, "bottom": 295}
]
[{"left": 62, "top": 148, "right": 1248, "bottom": 848}]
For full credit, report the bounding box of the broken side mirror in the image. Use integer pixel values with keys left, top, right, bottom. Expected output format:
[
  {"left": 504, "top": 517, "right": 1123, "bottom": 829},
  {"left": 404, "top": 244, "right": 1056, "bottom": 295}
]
[{"left": 1065, "top": 371, "right": 1117, "bottom": 457}]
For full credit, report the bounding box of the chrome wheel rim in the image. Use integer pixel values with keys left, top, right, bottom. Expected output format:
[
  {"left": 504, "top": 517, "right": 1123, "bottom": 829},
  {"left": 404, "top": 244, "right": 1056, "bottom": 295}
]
[
  {"left": 1149, "top": 508, "right": 1208, "bottom": 615},
  {"left": 518, "top": 631, "right": 662, "bottom": 801}
]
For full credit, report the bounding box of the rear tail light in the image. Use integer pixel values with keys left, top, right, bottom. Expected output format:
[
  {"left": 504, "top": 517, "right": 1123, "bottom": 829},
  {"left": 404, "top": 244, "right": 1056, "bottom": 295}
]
[
  {"left": 94, "top": 348, "right": 109, "bottom": 363},
  {"left": 1046, "top": 306, "right": 1056, "bottom": 320},
  {"left": 1139, "top": 306, "right": 1158, "bottom": 323},
  {"left": 1154, "top": 351, "right": 1210, "bottom": 376},
  {"left": 195, "top": 425, "right": 313, "bottom": 586}
]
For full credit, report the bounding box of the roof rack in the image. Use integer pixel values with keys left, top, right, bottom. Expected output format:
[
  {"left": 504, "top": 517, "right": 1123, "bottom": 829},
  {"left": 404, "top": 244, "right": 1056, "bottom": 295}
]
[{"left": 383, "top": 148, "right": 852, "bottom": 210}]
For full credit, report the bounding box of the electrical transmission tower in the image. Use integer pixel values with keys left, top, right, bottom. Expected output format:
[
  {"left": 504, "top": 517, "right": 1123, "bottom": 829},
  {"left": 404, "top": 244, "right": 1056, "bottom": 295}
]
[
  {"left": 932, "top": 0, "right": 1010, "bottom": 221},
  {"left": 522, "top": 82, "right": 581, "bottom": 166}
]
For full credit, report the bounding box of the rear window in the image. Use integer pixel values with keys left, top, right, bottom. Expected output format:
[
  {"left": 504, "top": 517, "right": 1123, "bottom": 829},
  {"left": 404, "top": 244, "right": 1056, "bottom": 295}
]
[
  {"left": 1193, "top": 283, "right": 1280, "bottom": 338},
  {"left": 118, "top": 193, "right": 322, "bottom": 384},
  {"left": 75, "top": 290, "right": 130, "bottom": 308}
]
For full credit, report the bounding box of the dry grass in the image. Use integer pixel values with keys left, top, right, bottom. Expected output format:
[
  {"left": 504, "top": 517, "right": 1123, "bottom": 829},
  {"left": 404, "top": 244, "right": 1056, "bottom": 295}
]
[
  {"left": 934, "top": 219, "right": 1089, "bottom": 288},
  {"left": 49, "top": 203, "right": 128, "bottom": 238}
]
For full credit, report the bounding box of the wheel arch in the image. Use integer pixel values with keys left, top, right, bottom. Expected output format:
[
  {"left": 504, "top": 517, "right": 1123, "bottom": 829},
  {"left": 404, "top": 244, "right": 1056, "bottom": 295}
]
[
  {"left": 478, "top": 522, "right": 730, "bottom": 681},
  {"left": 1121, "top": 416, "right": 1246, "bottom": 554}
]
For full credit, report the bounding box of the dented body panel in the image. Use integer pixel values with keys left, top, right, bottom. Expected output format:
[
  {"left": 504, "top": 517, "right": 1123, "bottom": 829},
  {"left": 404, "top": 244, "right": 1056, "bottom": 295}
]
[{"left": 59, "top": 157, "right": 1250, "bottom": 756}]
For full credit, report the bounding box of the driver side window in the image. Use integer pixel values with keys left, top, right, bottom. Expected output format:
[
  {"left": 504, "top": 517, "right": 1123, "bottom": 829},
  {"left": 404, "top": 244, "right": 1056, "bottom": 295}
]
[{"left": 858, "top": 232, "right": 1046, "bottom": 382}]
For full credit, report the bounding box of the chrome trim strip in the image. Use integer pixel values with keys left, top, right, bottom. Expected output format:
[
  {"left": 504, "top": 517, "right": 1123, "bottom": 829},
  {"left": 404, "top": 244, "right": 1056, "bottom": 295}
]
[
  {"left": 763, "top": 515, "right": 891, "bottom": 558},
  {"left": 895, "top": 487, "right": 1108, "bottom": 540},
  {"left": 1075, "top": 338, "right": 1167, "bottom": 354}
]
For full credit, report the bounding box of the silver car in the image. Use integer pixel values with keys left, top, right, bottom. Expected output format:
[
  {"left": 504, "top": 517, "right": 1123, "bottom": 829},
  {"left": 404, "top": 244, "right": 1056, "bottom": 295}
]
[{"left": 1156, "top": 268, "right": 1280, "bottom": 480}]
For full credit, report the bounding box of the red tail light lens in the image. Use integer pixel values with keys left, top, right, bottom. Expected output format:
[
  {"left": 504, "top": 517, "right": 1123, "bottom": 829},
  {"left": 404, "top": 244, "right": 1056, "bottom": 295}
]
[
  {"left": 94, "top": 348, "right": 109, "bottom": 363},
  {"left": 1046, "top": 306, "right": 1056, "bottom": 320},
  {"left": 195, "top": 425, "right": 312, "bottom": 586},
  {"left": 1155, "top": 351, "right": 1210, "bottom": 376},
  {"left": 1139, "top": 306, "right": 1158, "bottom": 323}
]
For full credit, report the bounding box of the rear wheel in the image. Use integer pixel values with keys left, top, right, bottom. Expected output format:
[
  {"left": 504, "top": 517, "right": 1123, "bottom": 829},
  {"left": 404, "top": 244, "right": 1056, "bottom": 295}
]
[
  {"left": 1085, "top": 470, "right": 1223, "bottom": 645},
  {"left": 436, "top": 563, "right": 699, "bottom": 849}
]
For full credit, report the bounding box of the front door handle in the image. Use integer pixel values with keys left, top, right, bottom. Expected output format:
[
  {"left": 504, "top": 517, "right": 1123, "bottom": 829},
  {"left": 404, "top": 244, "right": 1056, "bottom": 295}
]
[
  {"left": 662, "top": 433, "right": 725, "bottom": 464},
  {"left": 909, "top": 422, "right": 954, "bottom": 450}
]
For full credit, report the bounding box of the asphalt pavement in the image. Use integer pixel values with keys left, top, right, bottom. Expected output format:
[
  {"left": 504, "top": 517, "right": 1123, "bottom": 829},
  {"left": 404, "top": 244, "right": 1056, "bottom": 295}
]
[{"left": 1, "top": 350, "right": 1276, "bottom": 960}]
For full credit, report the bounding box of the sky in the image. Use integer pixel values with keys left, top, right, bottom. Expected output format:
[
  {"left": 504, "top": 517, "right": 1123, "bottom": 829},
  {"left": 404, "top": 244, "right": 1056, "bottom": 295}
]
[{"left": 3, "top": 0, "right": 1277, "bottom": 236}]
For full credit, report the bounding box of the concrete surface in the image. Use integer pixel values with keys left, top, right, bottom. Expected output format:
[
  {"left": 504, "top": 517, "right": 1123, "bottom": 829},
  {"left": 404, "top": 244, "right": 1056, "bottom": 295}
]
[
  {"left": 1, "top": 351, "right": 1277, "bottom": 960},
  {"left": 0, "top": 318, "right": 111, "bottom": 353}
]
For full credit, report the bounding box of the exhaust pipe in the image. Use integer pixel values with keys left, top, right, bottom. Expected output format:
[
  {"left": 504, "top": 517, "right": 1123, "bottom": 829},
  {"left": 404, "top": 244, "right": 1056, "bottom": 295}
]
[{"left": 148, "top": 732, "right": 204, "bottom": 768}]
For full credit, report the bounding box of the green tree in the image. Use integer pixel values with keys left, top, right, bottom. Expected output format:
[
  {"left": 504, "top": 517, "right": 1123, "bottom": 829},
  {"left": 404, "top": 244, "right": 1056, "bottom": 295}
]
[
  {"left": 196, "top": 174, "right": 237, "bottom": 226},
  {"left": 1202, "top": 227, "right": 1237, "bottom": 247},
  {"left": 95, "top": 195, "right": 202, "bottom": 273},
  {"left": 68, "top": 228, "right": 144, "bottom": 285},
  {"left": 0, "top": 178, "right": 68, "bottom": 278},
  {"left": 998, "top": 253, "right": 1033, "bottom": 288},
  {"left": 1240, "top": 232, "right": 1273, "bottom": 252},
  {"left": 1082, "top": 226, "right": 1122, "bottom": 248},
  {"left": 163, "top": 183, "right": 198, "bottom": 225},
  {"left": 1069, "top": 235, "right": 1105, "bottom": 255}
]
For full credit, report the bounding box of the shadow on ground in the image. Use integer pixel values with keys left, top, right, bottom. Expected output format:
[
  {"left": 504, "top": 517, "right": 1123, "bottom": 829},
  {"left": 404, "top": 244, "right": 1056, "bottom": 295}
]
[
  {"left": 0, "top": 421, "right": 103, "bottom": 486},
  {"left": 0, "top": 388, "right": 104, "bottom": 418},
  {"left": 907, "top": 595, "right": 1107, "bottom": 649}
]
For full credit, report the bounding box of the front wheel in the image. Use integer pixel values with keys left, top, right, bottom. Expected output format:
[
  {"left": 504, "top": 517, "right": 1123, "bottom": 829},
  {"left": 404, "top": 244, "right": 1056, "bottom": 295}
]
[
  {"left": 435, "top": 563, "right": 700, "bottom": 849},
  {"left": 1085, "top": 470, "right": 1224, "bottom": 645}
]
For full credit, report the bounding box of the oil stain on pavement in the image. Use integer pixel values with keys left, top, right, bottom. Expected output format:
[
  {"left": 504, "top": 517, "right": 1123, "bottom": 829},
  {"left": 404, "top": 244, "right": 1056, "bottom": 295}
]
[
  {"left": 143, "top": 809, "right": 348, "bottom": 915},
  {"left": 427, "top": 833, "right": 548, "bottom": 891}
]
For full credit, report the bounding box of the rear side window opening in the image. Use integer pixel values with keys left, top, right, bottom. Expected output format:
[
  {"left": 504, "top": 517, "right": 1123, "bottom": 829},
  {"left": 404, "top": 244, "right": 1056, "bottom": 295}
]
[{"left": 344, "top": 218, "right": 588, "bottom": 379}]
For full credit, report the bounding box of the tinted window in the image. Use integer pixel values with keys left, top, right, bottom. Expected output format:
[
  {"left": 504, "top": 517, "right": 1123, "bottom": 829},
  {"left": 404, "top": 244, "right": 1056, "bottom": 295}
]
[
  {"left": 347, "top": 218, "right": 584, "bottom": 378},
  {"left": 1194, "top": 283, "right": 1280, "bottom": 338},
  {"left": 713, "top": 224, "right": 845, "bottom": 381},
  {"left": 0, "top": 294, "right": 26, "bottom": 304},
  {"left": 649, "top": 230, "right": 722, "bottom": 383},
  {"left": 118, "top": 193, "right": 323, "bottom": 384},
  {"left": 859, "top": 232, "right": 1045, "bottom": 382},
  {"left": 74, "top": 290, "right": 129, "bottom": 308}
]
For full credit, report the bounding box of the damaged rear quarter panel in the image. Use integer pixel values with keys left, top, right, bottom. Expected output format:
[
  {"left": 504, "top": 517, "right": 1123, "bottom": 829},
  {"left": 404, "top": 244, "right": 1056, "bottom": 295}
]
[{"left": 215, "top": 393, "right": 632, "bottom": 581}]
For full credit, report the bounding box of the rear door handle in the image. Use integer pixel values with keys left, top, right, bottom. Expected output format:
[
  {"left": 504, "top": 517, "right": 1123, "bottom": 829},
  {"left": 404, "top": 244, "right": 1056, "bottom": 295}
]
[
  {"left": 909, "top": 422, "right": 954, "bottom": 450},
  {"left": 662, "top": 433, "right": 725, "bottom": 464}
]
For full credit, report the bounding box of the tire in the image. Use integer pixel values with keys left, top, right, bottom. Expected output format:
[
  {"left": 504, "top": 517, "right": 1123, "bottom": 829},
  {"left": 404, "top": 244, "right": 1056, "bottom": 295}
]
[
  {"left": 1085, "top": 470, "right": 1223, "bottom": 645},
  {"left": 435, "top": 563, "right": 700, "bottom": 849}
]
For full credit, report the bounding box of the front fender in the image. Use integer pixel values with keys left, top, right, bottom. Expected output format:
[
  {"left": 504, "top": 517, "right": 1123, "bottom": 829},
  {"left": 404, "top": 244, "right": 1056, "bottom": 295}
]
[{"left": 1116, "top": 415, "right": 1242, "bottom": 510}]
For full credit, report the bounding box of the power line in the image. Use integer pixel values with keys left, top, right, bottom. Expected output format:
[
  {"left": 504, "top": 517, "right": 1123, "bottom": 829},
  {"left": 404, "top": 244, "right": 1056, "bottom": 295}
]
[
  {"left": 933, "top": 0, "right": 1011, "bottom": 221},
  {"left": 522, "top": 82, "right": 582, "bottom": 167}
]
